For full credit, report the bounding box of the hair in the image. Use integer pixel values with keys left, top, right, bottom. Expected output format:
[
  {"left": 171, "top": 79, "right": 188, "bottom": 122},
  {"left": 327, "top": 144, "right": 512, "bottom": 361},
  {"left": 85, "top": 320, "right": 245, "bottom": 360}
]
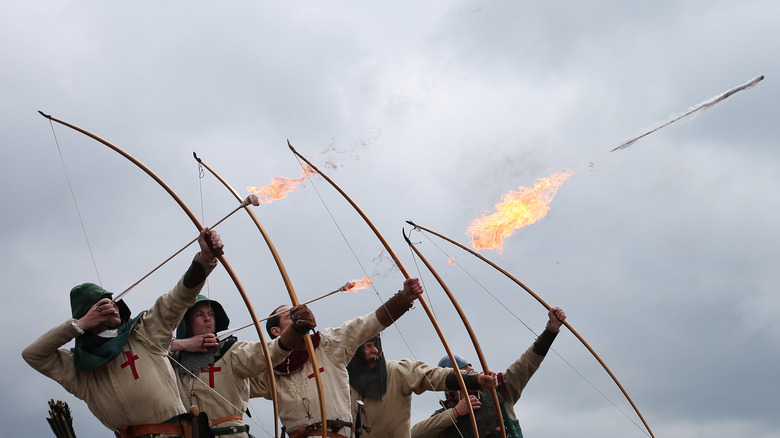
[{"left": 266, "top": 305, "right": 290, "bottom": 339}]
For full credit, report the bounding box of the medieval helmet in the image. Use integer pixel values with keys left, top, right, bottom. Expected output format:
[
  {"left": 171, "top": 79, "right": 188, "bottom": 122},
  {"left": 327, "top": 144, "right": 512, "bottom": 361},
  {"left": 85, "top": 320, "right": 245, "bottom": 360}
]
[
  {"left": 176, "top": 295, "right": 230, "bottom": 339},
  {"left": 437, "top": 354, "right": 471, "bottom": 369}
]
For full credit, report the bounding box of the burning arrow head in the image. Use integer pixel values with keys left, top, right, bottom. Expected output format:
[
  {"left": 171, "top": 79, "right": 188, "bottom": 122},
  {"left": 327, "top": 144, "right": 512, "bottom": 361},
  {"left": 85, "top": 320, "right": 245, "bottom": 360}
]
[
  {"left": 340, "top": 276, "right": 372, "bottom": 292},
  {"left": 242, "top": 194, "right": 260, "bottom": 207}
]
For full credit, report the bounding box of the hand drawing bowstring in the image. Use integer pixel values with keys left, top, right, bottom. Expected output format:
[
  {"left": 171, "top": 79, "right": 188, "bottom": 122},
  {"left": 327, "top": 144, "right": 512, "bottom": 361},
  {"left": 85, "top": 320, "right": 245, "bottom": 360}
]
[{"left": 41, "top": 112, "right": 281, "bottom": 437}]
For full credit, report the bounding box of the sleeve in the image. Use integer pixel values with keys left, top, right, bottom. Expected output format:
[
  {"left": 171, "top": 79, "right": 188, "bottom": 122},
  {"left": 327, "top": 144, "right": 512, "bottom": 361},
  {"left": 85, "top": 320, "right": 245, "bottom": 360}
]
[
  {"left": 410, "top": 408, "right": 455, "bottom": 438},
  {"left": 136, "top": 254, "right": 217, "bottom": 351},
  {"left": 229, "top": 338, "right": 289, "bottom": 379},
  {"left": 500, "top": 343, "right": 545, "bottom": 404},
  {"left": 248, "top": 373, "right": 272, "bottom": 399},
  {"left": 324, "top": 311, "right": 384, "bottom": 364},
  {"left": 21, "top": 319, "right": 87, "bottom": 398},
  {"left": 395, "top": 359, "right": 454, "bottom": 395}
]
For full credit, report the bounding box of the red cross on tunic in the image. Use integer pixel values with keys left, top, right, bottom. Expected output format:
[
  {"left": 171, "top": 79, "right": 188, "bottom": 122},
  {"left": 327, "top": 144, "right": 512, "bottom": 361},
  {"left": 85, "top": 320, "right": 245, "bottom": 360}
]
[
  {"left": 121, "top": 351, "right": 140, "bottom": 380},
  {"left": 307, "top": 367, "right": 325, "bottom": 379},
  {"left": 201, "top": 365, "right": 222, "bottom": 388}
]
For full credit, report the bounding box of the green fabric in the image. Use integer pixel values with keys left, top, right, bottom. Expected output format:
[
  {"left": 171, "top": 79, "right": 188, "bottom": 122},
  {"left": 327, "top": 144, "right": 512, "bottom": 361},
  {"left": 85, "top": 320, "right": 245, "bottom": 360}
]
[
  {"left": 71, "top": 313, "right": 143, "bottom": 372},
  {"left": 175, "top": 295, "right": 229, "bottom": 339},
  {"left": 69, "top": 282, "right": 140, "bottom": 372},
  {"left": 69, "top": 283, "right": 131, "bottom": 321},
  {"left": 499, "top": 396, "right": 523, "bottom": 438}
]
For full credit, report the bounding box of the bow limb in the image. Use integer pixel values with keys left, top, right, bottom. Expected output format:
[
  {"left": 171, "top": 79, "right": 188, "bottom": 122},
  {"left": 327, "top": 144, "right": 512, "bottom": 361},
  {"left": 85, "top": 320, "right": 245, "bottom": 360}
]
[
  {"left": 288, "top": 140, "right": 481, "bottom": 438},
  {"left": 406, "top": 220, "right": 656, "bottom": 438},
  {"left": 403, "top": 230, "right": 506, "bottom": 438},
  {"left": 38, "top": 111, "right": 279, "bottom": 435},
  {"left": 193, "top": 153, "right": 327, "bottom": 438}
]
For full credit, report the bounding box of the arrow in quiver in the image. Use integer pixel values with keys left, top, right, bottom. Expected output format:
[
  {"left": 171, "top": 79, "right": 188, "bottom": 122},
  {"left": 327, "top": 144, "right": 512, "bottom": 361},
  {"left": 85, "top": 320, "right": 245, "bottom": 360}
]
[{"left": 46, "top": 399, "right": 77, "bottom": 438}]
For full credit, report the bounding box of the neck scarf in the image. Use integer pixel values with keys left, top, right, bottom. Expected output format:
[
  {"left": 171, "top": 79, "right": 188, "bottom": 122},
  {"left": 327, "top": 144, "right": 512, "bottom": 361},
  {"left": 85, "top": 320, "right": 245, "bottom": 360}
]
[
  {"left": 72, "top": 313, "right": 144, "bottom": 372},
  {"left": 273, "top": 332, "right": 321, "bottom": 375}
]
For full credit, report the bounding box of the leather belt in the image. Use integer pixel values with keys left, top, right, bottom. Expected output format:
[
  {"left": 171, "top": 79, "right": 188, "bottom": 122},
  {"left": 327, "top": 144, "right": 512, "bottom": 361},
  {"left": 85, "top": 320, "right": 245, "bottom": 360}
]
[{"left": 117, "top": 423, "right": 184, "bottom": 437}]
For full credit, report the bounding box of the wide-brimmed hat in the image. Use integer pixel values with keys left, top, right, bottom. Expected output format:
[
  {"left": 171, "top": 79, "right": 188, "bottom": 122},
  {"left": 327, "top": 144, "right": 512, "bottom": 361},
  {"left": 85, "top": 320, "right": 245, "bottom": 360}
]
[{"left": 176, "top": 295, "right": 230, "bottom": 339}]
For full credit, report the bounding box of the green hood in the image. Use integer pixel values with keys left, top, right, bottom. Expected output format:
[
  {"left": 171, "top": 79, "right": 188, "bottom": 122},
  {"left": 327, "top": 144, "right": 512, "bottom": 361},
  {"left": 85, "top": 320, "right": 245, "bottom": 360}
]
[
  {"left": 70, "top": 283, "right": 131, "bottom": 322},
  {"left": 176, "top": 295, "right": 230, "bottom": 339}
]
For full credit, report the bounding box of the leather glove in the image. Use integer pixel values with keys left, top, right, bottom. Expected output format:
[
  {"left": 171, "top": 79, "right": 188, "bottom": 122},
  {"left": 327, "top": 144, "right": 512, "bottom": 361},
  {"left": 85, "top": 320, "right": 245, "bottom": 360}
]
[
  {"left": 290, "top": 305, "right": 316, "bottom": 334},
  {"left": 278, "top": 305, "right": 316, "bottom": 351},
  {"left": 375, "top": 291, "right": 414, "bottom": 327}
]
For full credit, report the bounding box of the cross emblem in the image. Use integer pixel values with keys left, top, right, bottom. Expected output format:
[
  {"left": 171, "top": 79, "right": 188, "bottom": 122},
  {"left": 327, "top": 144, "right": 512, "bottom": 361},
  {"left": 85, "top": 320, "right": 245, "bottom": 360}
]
[
  {"left": 201, "top": 364, "right": 222, "bottom": 388},
  {"left": 307, "top": 367, "right": 325, "bottom": 379},
  {"left": 121, "top": 351, "right": 140, "bottom": 380}
]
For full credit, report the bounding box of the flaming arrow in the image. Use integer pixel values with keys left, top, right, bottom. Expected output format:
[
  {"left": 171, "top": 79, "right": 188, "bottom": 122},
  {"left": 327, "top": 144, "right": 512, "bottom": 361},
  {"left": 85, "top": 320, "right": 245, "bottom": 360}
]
[
  {"left": 406, "top": 220, "right": 655, "bottom": 438},
  {"left": 217, "top": 278, "right": 372, "bottom": 339},
  {"left": 288, "top": 140, "right": 489, "bottom": 438},
  {"left": 403, "top": 229, "right": 507, "bottom": 437},
  {"left": 193, "top": 152, "right": 327, "bottom": 438},
  {"left": 612, "top": 75, "right": 764, "bottom": 152},
  {"left": 38, "top": 111, "right": 281, "bottom": 438}
]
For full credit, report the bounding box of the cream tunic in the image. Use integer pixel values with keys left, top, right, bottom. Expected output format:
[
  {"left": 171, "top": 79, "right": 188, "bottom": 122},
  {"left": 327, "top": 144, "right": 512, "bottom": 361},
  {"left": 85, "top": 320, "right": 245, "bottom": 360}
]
[
  {"left": 22, "top": 255, "right": 216, "bottom": 433},
  {"left": 350, "top": 359, "right": 455, "bottom": 438},
  {"left": 251, "top": 312, "right": 385, "bottom": 437},
  {"left": 176, "top": 339, "right": 288, "bottom": 438},
  {"left": 410, "top": 344, "right": 545, "bottom": 438}
]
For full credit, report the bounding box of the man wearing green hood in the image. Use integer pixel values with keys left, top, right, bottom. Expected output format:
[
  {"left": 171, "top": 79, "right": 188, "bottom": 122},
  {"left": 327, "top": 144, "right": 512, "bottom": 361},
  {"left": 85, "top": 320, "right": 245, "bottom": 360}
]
[
  {"left": 23, "top": 229, "right": 224, "bottom": 437},
  {"left": 169, "top": 296, "right": 316, "bottom": 438}
]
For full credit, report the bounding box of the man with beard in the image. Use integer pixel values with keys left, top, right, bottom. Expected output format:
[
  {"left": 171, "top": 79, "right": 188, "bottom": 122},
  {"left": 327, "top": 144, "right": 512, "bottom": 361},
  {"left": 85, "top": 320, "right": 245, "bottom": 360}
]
[
  {"left": 170, "top": 297, "right": 316, "bottom": 438},
  {"left": 410, "top": 307, "right": 567, "bottom": 438},
  {"left": 22, "top": 229, "right": 224, "bottom": 437},
  {"left": 251, "top": 278, "right": 425, "bottom": 438},
  {"left": 347, "top": 334, "right": 497, "bottom": 437}
]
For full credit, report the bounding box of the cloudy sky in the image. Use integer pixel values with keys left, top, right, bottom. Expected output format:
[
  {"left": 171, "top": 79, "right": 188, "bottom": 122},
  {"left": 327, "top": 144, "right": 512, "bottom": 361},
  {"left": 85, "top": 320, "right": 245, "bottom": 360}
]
[{"left": 3, "top": 1, "right": 778, "bottom": 437}]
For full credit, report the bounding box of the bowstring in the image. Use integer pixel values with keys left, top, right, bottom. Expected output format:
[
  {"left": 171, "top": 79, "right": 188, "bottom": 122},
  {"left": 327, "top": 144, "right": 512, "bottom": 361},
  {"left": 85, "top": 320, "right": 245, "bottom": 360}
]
[
  {"left": 290, "top": 156, "right": 417, "bottom": 353},
  {"left": 290, "top": 155, "right": 463, "bottom": 430},
  {"left": 159, "top": 159, "right": 273, "bottom": 434},
  {"left": 409, "top": 227, "right": 647, "bottom": 434},
  {"left": 48, "top": 129, "right": 275, "bottom": 435},
  {"left": 195, "top": 160, "right": 268, "bottom": 432},
  {"left": 404, "top": 237, "right": 468, "bottom": 438},
  {"left": 47, "top": 119, "right": 103, "bottom": 288},
  {"left": 132, "top": 327, "right": 275, "bottom": 437},
  {"left": 194, "top": 161, "right": 281, "bottom": 436},
  {"left": 196, "top": 161, "right": 212, "bottom": 300}
]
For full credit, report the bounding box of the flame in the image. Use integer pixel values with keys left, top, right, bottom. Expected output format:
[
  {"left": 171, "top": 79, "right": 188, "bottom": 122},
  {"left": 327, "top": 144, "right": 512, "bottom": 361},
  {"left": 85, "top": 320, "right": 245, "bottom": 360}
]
[
  {"left": 341, "top": 276, "right": 372, "bottom": 292},
  {"left": 246, "top": 165, "right": 316, "bottom": 204},
  {"left": 467, "top": 171, "right": 571, "bottom": 253},
  {"left": 448, "top": 257, "right": 456, "bottom": 265}
]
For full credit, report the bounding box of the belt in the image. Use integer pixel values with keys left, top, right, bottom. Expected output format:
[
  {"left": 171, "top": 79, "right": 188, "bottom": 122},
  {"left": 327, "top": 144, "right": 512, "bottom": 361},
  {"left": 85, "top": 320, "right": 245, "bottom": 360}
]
[
  {"left": 212, "top": 415, "right": 243, "bottom": 425},
  {"left": 287, "top": 429, "right": 348, "bottom": 438},
  {"left": 212, "top": 424, "right": 249, "bottom": 436},
  {"left": 117, "top": 423, "right": 184, "bottom": 437},
  {"left": 287, "top": 420, "right": 353, "bottom": 438}
]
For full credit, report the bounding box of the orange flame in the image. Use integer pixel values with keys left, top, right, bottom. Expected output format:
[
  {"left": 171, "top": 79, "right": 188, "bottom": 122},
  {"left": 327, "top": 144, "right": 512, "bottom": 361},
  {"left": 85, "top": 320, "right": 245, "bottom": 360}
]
[
  {"left": 341, "top": 276, "right": 372, "bottom": 292},
  {"left": 246, "top": 165, "right": 316, "bottom": 204},
  {"left": 467, "top": 171, "right": 571, "bottom": 253}
]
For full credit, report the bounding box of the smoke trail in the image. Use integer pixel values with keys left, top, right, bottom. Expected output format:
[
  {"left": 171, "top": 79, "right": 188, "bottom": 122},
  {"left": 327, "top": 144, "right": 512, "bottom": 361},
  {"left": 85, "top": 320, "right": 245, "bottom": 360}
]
[{"left": 611, "top": 75, "right": 764, "bottom": 152}]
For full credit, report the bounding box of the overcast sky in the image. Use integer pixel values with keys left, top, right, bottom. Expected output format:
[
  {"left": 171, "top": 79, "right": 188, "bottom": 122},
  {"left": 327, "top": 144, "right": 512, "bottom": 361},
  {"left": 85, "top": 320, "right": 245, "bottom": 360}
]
[{"left": 3, "top": 2, "right": 779, "bottom": 438}]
